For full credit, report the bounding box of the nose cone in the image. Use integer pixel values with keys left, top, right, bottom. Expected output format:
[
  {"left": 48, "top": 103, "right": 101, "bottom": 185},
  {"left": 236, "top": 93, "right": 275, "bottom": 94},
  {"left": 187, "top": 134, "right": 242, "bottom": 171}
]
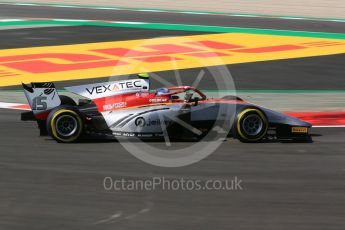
[
  {"left": 262, "top": 108, "right": 312, "bottom": 127},
  {"left": 282, "top": 114, "right": 312, "bottom": 127},
  {"left": 290, "top": 117, "right": 312, "bottom": 127}
]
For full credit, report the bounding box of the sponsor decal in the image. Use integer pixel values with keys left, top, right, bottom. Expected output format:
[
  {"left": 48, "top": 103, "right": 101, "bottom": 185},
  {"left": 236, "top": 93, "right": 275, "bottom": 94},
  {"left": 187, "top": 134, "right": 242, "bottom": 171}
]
[
  {"left": 113, "top": 132, "right": 136, "bottom": 137},
  {"left": 291, "top": 127, "right": 309, "bottom": 133},
  {"left": 103, "top": 102, "right": 127, "bottom": 111},
  {"left": 135, "top": 117, "right": 146, "bottom": 127},
  {"left": 149, "top": 98, "right": 168, "bottom": 103},
  {"left": 135, "top": 117, "right": 173, "bottom": 127},
  {"left": 137, "top": 92, "right": 150, "bottom": 97},
  {"left": 112, "top": 132, "right": 163, "bottom": 138},
  {"left": 65, "top": 79, "right": 149, "bottom": 100},
  {"left": 147, "top": 119, "right": 173, "bottom": 127},
  {"left": 86, "top": 80, "right": 144, "bottom": 96}
]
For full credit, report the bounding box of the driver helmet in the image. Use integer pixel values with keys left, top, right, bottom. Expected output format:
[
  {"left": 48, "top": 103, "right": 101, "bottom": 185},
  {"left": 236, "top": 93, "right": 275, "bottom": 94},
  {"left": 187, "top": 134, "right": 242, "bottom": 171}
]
[{"left": 156, "top": 88, "right": 169, "bottom": 95}]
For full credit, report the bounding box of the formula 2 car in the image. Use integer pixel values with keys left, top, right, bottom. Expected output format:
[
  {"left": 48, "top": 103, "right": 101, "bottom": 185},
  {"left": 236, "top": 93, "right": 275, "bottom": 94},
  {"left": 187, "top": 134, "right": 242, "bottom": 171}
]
[{"left": 20, "top": 74, "right": 311, "bottom": 143}]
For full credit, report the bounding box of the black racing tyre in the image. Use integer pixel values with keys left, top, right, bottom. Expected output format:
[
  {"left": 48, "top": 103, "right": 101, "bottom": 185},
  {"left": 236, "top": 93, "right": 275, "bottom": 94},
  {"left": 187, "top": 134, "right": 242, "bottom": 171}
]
[
  {"left": 235, "top": 108, "right": 268, "bottom": 143},
  {"left": 59, "top": 95, "right": 77, "bottom": 106},
  {"left": 47, "top": 106, "right": 83, "bottom": 143}
]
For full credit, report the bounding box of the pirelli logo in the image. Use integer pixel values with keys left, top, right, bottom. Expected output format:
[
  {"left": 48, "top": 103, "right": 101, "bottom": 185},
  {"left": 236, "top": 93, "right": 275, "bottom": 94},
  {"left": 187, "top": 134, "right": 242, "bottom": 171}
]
[
  {"left": 0, "top": 33, "right": 345, "bottom": 86},
  {"left": 292, "top": 127, "right": 309, "bottom": 133}
]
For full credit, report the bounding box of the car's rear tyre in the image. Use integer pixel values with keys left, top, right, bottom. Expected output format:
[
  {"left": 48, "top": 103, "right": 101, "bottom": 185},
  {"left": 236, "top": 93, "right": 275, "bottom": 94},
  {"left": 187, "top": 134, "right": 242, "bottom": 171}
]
[
  {"left": 47, "top": 106, "right": 83, "bottom": 143},
  {"left": 235, "top": 108, "right": 268, "bottom": 143}
]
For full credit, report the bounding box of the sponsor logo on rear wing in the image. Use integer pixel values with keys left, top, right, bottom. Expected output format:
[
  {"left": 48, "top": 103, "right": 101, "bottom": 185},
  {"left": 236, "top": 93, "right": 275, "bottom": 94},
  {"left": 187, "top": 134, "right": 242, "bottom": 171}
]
[{"left": 65, "top": 78, "right": 150, "bottom": 100}]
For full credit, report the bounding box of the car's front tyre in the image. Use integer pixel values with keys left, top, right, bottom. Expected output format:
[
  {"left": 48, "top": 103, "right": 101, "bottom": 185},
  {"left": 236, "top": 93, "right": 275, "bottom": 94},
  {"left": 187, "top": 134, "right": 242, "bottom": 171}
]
[
  {"left": 47, "top": 106, "right": 84, "bottom": 143},
  {"left": 235, "top": 108, "right": 268, "bottom": 143}
]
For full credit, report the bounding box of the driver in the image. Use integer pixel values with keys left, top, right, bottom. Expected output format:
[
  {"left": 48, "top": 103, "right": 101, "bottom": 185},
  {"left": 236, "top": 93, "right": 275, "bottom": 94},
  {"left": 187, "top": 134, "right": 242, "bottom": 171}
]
[
  {"left": 156, "top": 88, "right": 169, "bottom": 96},
  {"left": 184, "top": 92, "right": 194, "bottom": 102}
]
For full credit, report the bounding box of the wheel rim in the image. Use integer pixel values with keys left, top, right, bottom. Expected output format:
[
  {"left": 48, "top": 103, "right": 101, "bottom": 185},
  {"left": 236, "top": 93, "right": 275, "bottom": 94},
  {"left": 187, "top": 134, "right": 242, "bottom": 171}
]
[
  {"left": 55, "top": 114, "right": 78, "bottom": 137},
  {"left": 242, "top": 114, "right": 263, "bottom": 136}
]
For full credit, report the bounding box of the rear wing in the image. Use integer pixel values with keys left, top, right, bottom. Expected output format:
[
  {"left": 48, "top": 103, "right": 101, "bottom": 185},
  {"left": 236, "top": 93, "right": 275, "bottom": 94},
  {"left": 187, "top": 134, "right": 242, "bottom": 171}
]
[
  {"left": 22, "top": 82, "right": 61, "bottom": 116},
  {"left": 22, "top": 82, "right": 61, "bottom": 135}
]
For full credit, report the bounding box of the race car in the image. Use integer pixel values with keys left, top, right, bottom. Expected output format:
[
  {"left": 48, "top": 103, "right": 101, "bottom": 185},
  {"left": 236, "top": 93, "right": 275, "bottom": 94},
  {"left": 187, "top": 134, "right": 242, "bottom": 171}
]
[{"left": 19, "top": 73, "right": 311, "bottom": 143}]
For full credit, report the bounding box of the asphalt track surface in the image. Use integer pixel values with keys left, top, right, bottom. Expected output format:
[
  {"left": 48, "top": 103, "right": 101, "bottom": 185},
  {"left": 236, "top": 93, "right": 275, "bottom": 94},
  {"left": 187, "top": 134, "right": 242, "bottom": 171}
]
[
  {"left": 0, "top": 5, "right": 345, "bottom": 230},
  {"left": 1, "top": 109, "right": 345, "bottom": 230}
]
